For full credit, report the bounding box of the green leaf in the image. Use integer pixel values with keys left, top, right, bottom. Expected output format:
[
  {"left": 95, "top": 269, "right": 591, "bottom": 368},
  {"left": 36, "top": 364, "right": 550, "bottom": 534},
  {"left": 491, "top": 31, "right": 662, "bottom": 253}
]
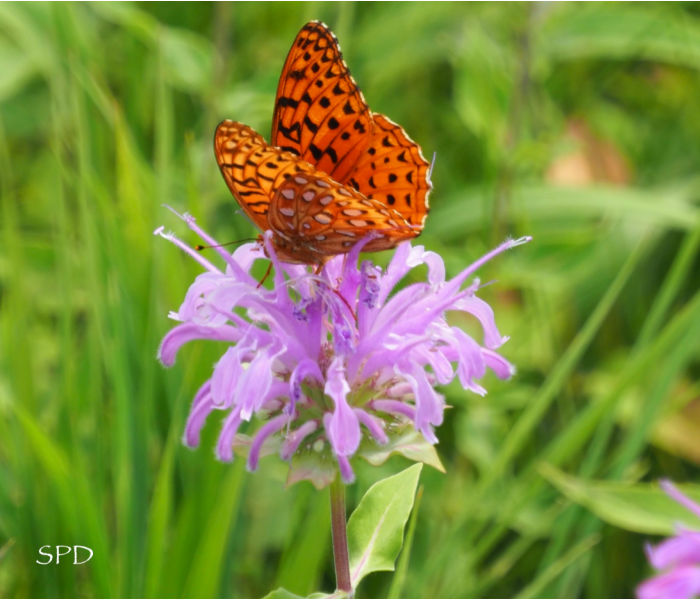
[
  {"left": 359, "top": 428, "right": 445, "bottom": 473},
  {"left": 286, "top": 448, "right": 338, "bottom": 490},
  {"left": 264, "top": 588, "right": 305, "bottom": 599},
  {"left": 347, "top": 464, "right": 423, "bottom": 588},
  {"left": 263, "top": 588, "right": 341, "bottom": 599},
  {"left": 540, "top": 463, "right": 700, "bottom": 535}
]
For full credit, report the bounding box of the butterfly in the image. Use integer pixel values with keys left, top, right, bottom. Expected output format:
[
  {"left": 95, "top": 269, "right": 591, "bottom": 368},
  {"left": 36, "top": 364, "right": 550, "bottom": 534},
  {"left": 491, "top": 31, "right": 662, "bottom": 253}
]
[{"left": 214, "top": 21, "right": 432, "bottom": 265}]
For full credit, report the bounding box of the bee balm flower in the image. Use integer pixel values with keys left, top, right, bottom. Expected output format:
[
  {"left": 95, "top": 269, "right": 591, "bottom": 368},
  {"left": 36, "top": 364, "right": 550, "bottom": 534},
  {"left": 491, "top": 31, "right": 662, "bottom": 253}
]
[{"left": 156, "top": 209, "right": 529, "bottom": 487}]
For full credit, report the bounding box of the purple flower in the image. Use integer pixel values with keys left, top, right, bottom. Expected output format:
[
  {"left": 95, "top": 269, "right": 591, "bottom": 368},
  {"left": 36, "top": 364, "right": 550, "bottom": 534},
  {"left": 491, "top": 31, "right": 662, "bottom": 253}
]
[
  {"left": 156, "top": 208, "right": 529, "bottom": 487},
  {"left": 638, "top": 480, "right": 700, "bottom": 599}
]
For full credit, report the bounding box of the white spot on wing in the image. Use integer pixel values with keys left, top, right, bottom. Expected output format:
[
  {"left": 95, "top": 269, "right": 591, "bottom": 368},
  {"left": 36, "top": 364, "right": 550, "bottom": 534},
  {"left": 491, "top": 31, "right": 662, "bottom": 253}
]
[{"left": 342, "top": 208, "right": 364, "bottom": 217}]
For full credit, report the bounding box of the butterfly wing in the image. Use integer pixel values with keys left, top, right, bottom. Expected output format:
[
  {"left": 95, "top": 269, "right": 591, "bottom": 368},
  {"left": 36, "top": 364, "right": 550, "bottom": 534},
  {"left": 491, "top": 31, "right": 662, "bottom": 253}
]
[
  {"left": 214, "top": 120, "right": 293, "bottom": 231},
  {"left": 271, "top": 21, "right": 373, "bottom": 183},
  {"left": 269, "top": 165, "right": 420, "bottom": 263},
  {"left": 217, "top": 22, "right": 431, "bottom": 265},
  {"left": 214, "top": 119, "right": 419, "bottom": 264},
  {"left": 344, "top": 112, "right": 432, "bottom": 231}
]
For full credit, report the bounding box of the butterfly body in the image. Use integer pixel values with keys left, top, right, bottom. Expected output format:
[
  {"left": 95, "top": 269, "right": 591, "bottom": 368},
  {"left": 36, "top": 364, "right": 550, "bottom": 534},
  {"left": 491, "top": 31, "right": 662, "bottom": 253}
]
[{"left": 215, "top": 21, "right": 431, "bottom": 265}]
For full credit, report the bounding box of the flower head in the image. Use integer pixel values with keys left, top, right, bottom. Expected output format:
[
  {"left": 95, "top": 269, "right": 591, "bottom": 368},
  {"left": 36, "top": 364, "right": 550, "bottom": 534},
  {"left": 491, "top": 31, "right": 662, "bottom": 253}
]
[
  {"left": 156, "top": 208, "right": 529, "bottom": 487},
  {"left": 638, "top": 480, "right": 700, "bottom": 599}
]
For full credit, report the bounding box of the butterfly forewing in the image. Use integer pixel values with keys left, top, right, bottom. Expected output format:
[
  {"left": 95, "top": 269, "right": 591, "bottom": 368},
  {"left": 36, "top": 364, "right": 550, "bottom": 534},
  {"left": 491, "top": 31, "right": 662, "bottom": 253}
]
[{"left": 271, "top": 21, "right": 373, "bottom": 183}]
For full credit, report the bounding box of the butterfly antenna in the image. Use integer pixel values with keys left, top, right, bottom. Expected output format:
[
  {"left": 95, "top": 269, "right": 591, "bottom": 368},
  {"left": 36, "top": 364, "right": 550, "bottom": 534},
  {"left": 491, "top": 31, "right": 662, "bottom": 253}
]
[
  {"left": 257, "top": 262, "right": 273, "bottom": 289},
  {"left": 429, "top": 152, "right": 437, "bottom": 181},
  {"left": 195, "top": 238, "right": 258, "bottom": 251}
]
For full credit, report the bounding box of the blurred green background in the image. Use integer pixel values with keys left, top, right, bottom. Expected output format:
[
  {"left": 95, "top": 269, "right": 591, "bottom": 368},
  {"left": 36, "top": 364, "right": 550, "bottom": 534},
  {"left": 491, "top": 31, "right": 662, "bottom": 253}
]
[{"left": 1, "top": 2, "right": 699, "bottom": 598}]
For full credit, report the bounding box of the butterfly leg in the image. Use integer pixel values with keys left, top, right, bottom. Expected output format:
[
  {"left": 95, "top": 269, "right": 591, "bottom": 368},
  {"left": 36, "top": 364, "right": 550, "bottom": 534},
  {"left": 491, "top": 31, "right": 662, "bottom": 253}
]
[{"left": 313, "top": 256, "right": 331, "bottom": 275}]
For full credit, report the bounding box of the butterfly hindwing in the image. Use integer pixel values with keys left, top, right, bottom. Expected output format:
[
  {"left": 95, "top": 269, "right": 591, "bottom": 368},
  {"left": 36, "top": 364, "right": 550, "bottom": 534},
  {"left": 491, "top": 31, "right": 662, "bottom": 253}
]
[
  {"left": 214, "top": 120, "right": 295, "bottom": 232},
  {"left": 270, "top": 165, "right": 419, "bottom": 262},
  {"left": 215, "top": 120, "right": 417, "bottom": 264}
]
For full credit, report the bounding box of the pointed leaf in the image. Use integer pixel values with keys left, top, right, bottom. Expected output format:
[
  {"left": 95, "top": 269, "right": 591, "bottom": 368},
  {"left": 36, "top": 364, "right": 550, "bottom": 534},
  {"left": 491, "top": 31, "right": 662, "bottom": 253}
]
[
  {"left": 540, "top": 463, "right": 700, "bottom": 535},
  {"left": 347, "top": 464, "right": 422, "bottom": 588},
  {"left": 359, "top": 428, "right": 445, "bottom": 473}
]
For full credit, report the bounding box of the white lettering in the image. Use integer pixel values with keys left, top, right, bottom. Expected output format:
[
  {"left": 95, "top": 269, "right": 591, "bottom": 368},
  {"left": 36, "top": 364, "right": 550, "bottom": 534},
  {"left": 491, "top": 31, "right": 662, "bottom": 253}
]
[
  {"left": 73, "top": 545, "right": 93, "bottom": 565},
  {"left": 36, "top": 545, "right": 94, "bottom": 565},
  {"left": 36, "top": 545, "right": 53, "bottom": 565},
  {"left": 55, "top": 545, "right": 72, "bottom": 564}
]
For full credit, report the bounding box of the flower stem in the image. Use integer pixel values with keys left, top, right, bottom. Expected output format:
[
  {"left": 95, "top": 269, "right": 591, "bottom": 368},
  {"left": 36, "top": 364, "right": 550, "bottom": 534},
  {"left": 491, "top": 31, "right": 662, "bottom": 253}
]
[{"left": 330, "top": 475, "right": 353, "bottom": 595}]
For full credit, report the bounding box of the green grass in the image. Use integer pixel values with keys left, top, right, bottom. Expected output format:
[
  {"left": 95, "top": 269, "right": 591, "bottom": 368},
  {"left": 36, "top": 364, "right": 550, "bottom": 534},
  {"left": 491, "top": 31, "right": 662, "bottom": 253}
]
[{"left": 1, "top": 2, "right": 699, "bottom": 598}]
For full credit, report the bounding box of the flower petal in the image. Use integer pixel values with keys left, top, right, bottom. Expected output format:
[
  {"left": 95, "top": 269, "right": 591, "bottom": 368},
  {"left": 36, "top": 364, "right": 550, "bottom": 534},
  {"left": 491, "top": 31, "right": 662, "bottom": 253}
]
[
  {"left": 336, "top": 454, "right": 355, "bottom": 484},
  {"left": 235, "top": 345, "right": 284, "bottom": 419},
  {"left": 324, "top": 358, "right": 360, "bottom": 456},
  {"left": 637, "top": 565, "right": 700, "bottom": 599},
  {"left": 280, "top": 420, "right": 319, "bottom": 460},
  {"left": 400, "top": 368, "right": 444, "bottom": 444},
  {"left": 354, "top": 408, "right": 388, "bottom": 445},
  {"left": 183, "top": 381, "right": 214, "bottom": 448},
  {"left": 158, "top": 322, "right": 240, "bottom": 366},
  {"left": 370, "top": 399, "right": 416, "bottom": 421},
  {"left": 247, "top": 414, "right": 288, "bottom": 471},
  {"left": 483, "top": 348, "right": 516, "bottom": 379},
  {"left": 646, "top": 531, "right": 700, "bottom": 570},
  {"left": 289, "top": 358, "right": 324, "bottom": 407},
  {"left": 216, "top": 406, "right": 243, "bottom": 462},
  {"left": 211, "top": 346, "right": 247, "bottom": 408},
  {"left": 454, "top": 294, "right": 509, "bottom": 349}
]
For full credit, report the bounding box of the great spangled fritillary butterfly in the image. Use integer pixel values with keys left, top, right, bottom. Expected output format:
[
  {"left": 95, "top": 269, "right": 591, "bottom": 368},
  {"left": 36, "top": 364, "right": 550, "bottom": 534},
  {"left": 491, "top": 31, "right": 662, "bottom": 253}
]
[{"left": 214, "top": 20, "right": 432, "bottom": 265}]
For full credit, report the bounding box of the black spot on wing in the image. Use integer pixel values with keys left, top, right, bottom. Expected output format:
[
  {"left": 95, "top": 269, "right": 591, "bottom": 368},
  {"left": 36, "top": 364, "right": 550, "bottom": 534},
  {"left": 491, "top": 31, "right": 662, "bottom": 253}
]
[{"left": 308, "top": 143, "right": 322, "bottom": 160}]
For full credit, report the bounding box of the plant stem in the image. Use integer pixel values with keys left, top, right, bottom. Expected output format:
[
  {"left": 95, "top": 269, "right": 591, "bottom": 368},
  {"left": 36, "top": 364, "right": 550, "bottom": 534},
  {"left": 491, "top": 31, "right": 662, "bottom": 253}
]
[{"left": 330, "top": 475, "right": 353, "bottom": 595}]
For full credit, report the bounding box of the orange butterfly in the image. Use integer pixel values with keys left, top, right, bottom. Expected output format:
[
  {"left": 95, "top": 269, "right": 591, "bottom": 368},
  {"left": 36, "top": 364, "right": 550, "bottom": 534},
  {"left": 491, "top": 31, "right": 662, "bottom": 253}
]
[{"left": 214, "top": 21, "right": 431, "bottom": 265}]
